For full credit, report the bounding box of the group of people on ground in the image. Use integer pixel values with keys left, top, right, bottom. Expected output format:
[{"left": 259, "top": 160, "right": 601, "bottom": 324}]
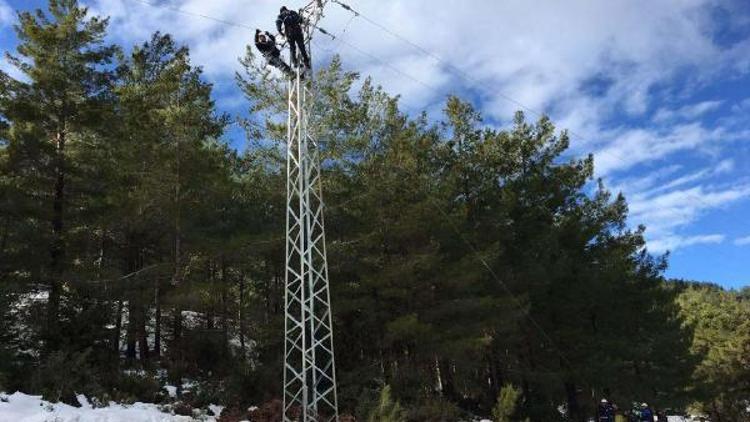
[
  {"left": 598, "top": 399, "right": 660, "bottom": 422},
  {"left": 254, "top": 6, "right": 311, "bottom": 79}
]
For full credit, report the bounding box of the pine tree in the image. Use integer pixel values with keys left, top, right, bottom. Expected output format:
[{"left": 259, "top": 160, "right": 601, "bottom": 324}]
[
  {"left": 2, "top": 0, "right": 117, "bottom": 350},
  {"left": 113, "top": 32, "right": 228, "bottom": 362}
]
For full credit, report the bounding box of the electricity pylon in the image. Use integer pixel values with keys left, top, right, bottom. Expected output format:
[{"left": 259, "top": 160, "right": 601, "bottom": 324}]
[{"left": 283, "top": 1, "right": 338, "bottom": 421}]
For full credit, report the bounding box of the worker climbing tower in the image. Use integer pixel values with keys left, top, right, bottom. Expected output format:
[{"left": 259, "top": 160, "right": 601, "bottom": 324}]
[{"left": 283, "top": 1, "right": 339, "bottom": 421}]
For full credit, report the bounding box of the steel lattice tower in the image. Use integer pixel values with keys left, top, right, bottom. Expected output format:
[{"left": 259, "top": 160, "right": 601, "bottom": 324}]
[{"left": 283, "top": 1, "right": 338, "bottom": 421}]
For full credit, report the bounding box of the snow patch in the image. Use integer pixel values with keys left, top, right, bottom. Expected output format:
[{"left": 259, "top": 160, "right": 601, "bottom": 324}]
[
  {"left": 181, "top": 379, "right": 199, "bottom": 391},
  {"left": 76, "top": 393, "right": 92, "bottom": 409},
  {"left": 0, "top": 391, "right": 216, "bottom": 421},
  {"left": 208, "top": 404, "right": 223, "bottom": 417}
]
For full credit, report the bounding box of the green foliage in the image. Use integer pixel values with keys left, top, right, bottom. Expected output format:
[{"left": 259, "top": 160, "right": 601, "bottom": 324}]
[
  {"left": 109, "top": 371, "right": 163, "bottom": 404},
  {"left": 367, "top": 385, "right": 406, "bottom": 422},
  {"left": 493, "top": 384, "right": 522, "bottom": 422},
  {"left": 30, "top": 349, "right": 105, "bottom": 405},
  {"left": 0, "top": 2, "right": 744, "bottom": 421},
  {"left": 677, "top": 283, "right": 750, "bottom": 420},
  {"left": 407, "top": 396, "right": 461, "bottom": 422}
]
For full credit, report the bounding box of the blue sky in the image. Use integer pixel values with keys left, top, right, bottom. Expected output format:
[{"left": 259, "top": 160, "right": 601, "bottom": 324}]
[{"left": 2, "top": 0, "right": 749, "bottom": 288}]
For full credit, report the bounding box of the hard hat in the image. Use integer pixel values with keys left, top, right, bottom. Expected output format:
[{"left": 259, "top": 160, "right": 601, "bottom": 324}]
[
  {"left": 601, "top": 399, "right": 608, "bottom": 403},
  {"left": 641, "top": 403, "right": 648, "bottom": 407}
]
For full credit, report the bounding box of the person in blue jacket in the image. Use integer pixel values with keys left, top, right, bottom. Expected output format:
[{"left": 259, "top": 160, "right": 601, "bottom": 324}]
[{"left": 639, "top": 403, "right": 654, "bottom": 422}]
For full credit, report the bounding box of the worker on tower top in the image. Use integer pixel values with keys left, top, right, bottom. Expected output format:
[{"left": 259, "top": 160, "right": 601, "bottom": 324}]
[
  {"left": 254, "top": 29, "right": 294, "bottom": 78},
  {"left": 276, "top": 6, "right": 311, "bottom": 69}
]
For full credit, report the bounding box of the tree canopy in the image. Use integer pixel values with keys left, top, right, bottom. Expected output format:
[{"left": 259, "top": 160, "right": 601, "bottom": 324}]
[{"left": 0, "top": 1, "right": 747, "bottom": 421}]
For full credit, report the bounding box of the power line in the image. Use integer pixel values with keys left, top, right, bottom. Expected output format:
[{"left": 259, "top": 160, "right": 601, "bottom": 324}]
[
  {"left": 335, "top": 13, "right": 357, "bottom": 43},
  {"left": 115, "top": 0, "right": 610, "bottom": 390},
  {"left": 426, "top": 195, "right": 601, "bottom": 388},
  {"left": 330, "top": 1, "right": 748, "bottom": 213},
  {"left": 329, "top": 0, "right": 744, "bottom": 221},
  {"left": 126, "top": 0, "right": 501, "bottom": 124},
  {"left": 335, "top": 37, "right": 439, "bottom": 93},
  {"left": 316, "top": 7, "right": 726, "bottom": 380},
  {"left": 126, "top": 0, "right": 738, "bottom": 256},
  {"left": 326, "top": 2, "right": 702, "bottom": 246},
  {"left": 330, "top": 1, "right": 564, "bottom": 128},
  {"left": 131, "top": 0, "right": 255, "bottom": 30}
]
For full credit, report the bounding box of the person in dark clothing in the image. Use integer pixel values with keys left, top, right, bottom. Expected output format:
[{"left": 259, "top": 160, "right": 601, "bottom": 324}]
[
  {"left": 597, "top": 399, "right": 615, "bottom": 422},
  {"left": 254, "top": 29, "right": 292, "bottom": 77},
  {"left": 639, "top": 403, "right": 654, "bottom": 422},
  {"left": 276, "top": 6, "right": 310, "bottom": 68}
]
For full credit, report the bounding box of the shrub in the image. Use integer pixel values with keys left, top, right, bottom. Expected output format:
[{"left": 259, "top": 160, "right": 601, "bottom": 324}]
[
  {"left": 366, "top": 385, "right": 406, "bottom": 422},
  {"left": 110, "top": 370, "right": 163, "bottom": 404},
  {"left": 30, "top": 348, "right": 106, "bottom": 405},
  {"left": 492, "top": 384, "right": 526, "bottom": 422},
  {"left": 407, "top": 396, "right": 460, "bottom": 422}
]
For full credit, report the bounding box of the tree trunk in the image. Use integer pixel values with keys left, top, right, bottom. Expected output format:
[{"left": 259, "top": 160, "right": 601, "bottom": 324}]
[
  {"left": 565, "top": 381, "right": 583, "bottom": 422},
  {"left": 113, "top": 299, "right": 124, "bottom": 358},
  {"left": 154, "top": 276, "right": 162, "bottom": 358},
  {"left": 487, "top": 344, "right": 502, "bottom": 399},
  {"left": 221, "top": 257, "right": 229, "bottom": 351},
  {"left": 126, "top": 299, "right": 137, "bottom": 360},
  {"left": 137, "top": 302, "right": 149, "bottom": 360},
  {"left": 274, "top": 258, "right": 282, "bottom": 315},
  {"left": 172, "top": 305, "right": 183, "bottom": 366},
  {"left": 711, "top": 400, "right": 722, "bottom": 422},
  {"left": 125, "top": 235, "right": 145, "bottom": 360},
  {"left": 206, "top": 259, "right": 214, "bottom": 330},
  {"left": 438, "top": 358, "right": 457, "bottom": 401},
  {"left": 0, "top": 214, "right": 9, "bottom": 256},
  {"left": 238, "top": 272, "right": 246, "bottom": 359},
  {"left": 47, "top": 130, "right": 67, "bottom": 350},
  {"left": 173, "top": 125, "right": 182, "bottom": 286},
  {"left": 264, "top": 270, "right": 271, "bottom": 324},
  {"left": 434, "top": 355, "right": 444, "bottom": 393}
]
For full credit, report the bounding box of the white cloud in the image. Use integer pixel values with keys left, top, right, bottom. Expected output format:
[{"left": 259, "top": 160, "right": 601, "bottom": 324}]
[
  {"left": 653, "top": 100, "right": 723, "bottom": 123},
  {"left": 84, "top": 0, "right": 734, "bottom": 120},
  {"left": 593, "top": 123, "right": 724, "bottom": 176},
  {"left": 1, "top": 51, "right": 26, "bottom": 81},
  {"left": 731, "top": 98, "right": 750, "bottom": 114},
  {"left": 735, "top": 236, "right": 750, "bottom": 246},
  {"left": 87, "top": 0, "right": 283, "bottom": 78},
  {"left": 633, "top": 159, "right": 735, "bottom": 197},
  {"left": 611, "top": 164, "right": 683, "bottom": 195},
  {"left": 630, "top": 184, "right": 750, "bottom": 226},
  {"left": 0, "top": 1, "right": 13, "bottom": 28},
  {"left": 75, "top": 0, "right": 750, "bottom": 258},
  {"left": 626, "top": 183, "right": 750, "bottom": 252},
  {"left": 648, "top": 234, "right": 725, "bottom": 254}
]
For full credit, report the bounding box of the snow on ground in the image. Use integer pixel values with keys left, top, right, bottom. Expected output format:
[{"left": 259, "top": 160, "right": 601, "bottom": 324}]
[
  {"left": 208, "top": 404, "right": 224, "bottom": 418},
  {"left": 164, "top": 385, "right": 178, "bottom": 398},
  {"left": 0, "top": 391, "right": 219, "bottom": 422}
]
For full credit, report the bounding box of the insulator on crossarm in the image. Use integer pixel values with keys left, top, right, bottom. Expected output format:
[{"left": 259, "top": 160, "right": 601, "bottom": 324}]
[
  {"left": 334, "top": 0, "right": 359, "bottom": 16},
  {"left": 318, "top": 27, "right": 335, "bottom": 39}
]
